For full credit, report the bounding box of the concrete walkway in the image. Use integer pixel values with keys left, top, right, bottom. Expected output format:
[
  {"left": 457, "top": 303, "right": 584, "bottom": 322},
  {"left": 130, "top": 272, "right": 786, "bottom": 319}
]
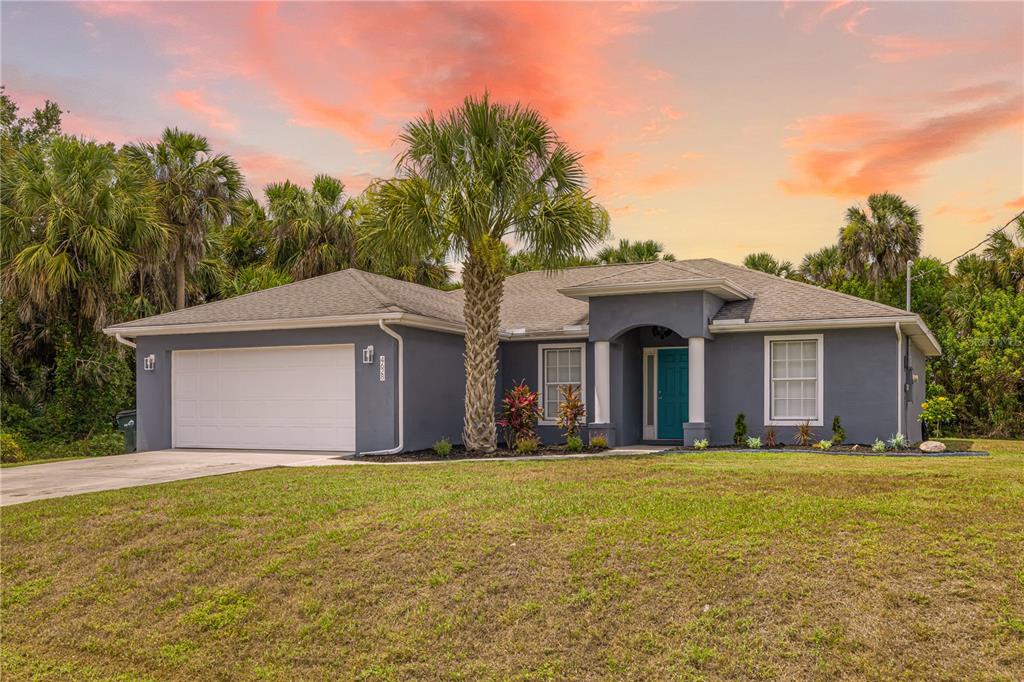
[{"left": 0, "top": 449, "right": 355, "bottom": 506}]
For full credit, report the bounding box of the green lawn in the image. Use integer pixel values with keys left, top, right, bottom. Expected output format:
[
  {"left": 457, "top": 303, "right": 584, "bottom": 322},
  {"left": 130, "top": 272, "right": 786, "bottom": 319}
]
[{"left": 2, "top": 440, "right": 1022, "bottom": 680}]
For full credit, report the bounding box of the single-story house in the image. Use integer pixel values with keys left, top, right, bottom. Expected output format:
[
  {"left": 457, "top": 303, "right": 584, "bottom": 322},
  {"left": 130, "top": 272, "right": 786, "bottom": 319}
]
[{"left": 104, "top": 258, "right": 940, "bottom": 453}]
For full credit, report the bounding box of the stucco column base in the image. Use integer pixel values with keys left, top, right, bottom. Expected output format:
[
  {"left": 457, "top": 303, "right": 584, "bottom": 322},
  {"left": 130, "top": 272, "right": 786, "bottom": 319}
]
[
  {"left": 683, "top": 422, "right": 711, "bottom": 447},
  {"left": 588, "top": 423, "right": 617, "bottom": 447}
]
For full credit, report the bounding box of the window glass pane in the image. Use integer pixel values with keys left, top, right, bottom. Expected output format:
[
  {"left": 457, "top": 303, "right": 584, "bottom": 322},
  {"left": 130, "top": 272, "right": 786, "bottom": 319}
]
[
  {"left": 542, "top": 347, "right": 581, "bottom": 420},
  {"left": 774, "top": 398, "right": 788, "bottom": 418},
  {"left": 769, "top": 339, "right": 819, "bottom": 421}
]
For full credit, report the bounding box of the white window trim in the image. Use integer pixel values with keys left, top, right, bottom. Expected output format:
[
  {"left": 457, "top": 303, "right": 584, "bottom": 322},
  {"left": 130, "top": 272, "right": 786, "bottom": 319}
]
[
  {"left": 537, "top": 342, "right": 586, "bottom": 426},
  {"left": 763, "top": 334, "right": 824, "bottom": 427}
]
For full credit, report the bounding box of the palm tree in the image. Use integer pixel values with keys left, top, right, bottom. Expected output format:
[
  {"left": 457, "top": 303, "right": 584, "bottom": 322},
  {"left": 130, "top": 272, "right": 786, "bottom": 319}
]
[
  {"left": 1, "top": 136, "right": 165, "bottom": 328},
  {"left": 366, "top": 94, "right": 609, "bottom": 451},
  {"left": 838, "top": 192, "right": 922, "bottom": 301},
  {"left": 266, "top": 175, "right": 360, "bottom": 281},
  {"left": 983, "top": 215, "right": 1024, "bottom": 293},
  {"left": 798, "top": 245, "right": 845, "bottom": 287},
  {"left": 126, "top": 128, "right": 243, "bottom": 309},
  {"left": 596, "top": 238, "right": 674, "bottom": 264},
  {"left": 743, "top": 252, "right": 793, "bottom": 277}
]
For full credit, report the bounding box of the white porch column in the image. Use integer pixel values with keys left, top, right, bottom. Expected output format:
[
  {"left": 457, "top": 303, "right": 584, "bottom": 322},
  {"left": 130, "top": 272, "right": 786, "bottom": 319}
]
[
  {"left": 688, "top": 337, "right": 705, "bottom": 423},
  {"left": 594, "top": 340, "right": 611, "bottom": 423}
]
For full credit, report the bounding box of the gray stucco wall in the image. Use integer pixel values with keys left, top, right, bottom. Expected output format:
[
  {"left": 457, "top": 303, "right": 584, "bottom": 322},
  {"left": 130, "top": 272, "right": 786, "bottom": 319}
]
[
  {"left": 906, "top": 341, "right": 926, "bottom": 442},
  {"left": 498, "top": 339, "right": 593, "bottom": 445},
  {"left": 588, "top": 292, "right": 723, "bottom": 342},
  {"left": 706, "top": 327, "right": 904, "bottom": 445},
  {"left": 135, "top": 326, "right": 396, "bottom": 453},
  {"left": 401, "top": 327, "right": 466, "bottom": 451}
]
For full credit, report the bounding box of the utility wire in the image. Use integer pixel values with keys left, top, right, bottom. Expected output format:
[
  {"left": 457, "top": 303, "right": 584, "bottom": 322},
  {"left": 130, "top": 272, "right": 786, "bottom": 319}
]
[{"left": 910, "top": 209, "right": 1024, "bottom": 281}]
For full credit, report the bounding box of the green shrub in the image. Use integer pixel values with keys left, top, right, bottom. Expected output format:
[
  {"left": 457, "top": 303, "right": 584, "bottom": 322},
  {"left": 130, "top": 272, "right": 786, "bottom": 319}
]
[
  {"left": 813, "top": 439, "right": 833, "bottom": 450},
  {"left": 1, "top": 432, "right": 25, "bottom": 463},
  {"left": 919, "top": 396, "right": 955, "bottom": 437},
  {"left": 745, "top": 436, "right": 763, "bottom": 449},
  {"left": 831, "top": 416, "right": 845, "bottom": 445},
  {"left": 47, "top": 333, "right": 134, "bottom": 440},
  {"left": 590, "top": 434, "right": 608, "bottom": 449},
  {"left": 733, "top": 413, "right": 748, "bottom": 445},
  {"left": 887, "top": 433, "right": 907, "bottom": 451},
  {"left": 565, "top": 435, "right": 584, "bottom": 452},
  {"left": 21, "top": 432, "right": 125, "bottom": 461},
  {"left": 693, "top": 438, "right": 709, "bottom": 450},
  {"left": 871, "top": 438, "right": 886, "bottom": 453},
  {"left": 514, "top": 436, "right": 540, "bottom": 455},
  {"left": 432, "top": 438, "right": 452, "bottom": 457}
]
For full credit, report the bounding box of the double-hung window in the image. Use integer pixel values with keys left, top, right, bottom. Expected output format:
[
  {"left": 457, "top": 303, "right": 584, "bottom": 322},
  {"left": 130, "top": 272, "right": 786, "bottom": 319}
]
[
  {"left": 538, "top": 343, "right": 585, "bottom": 423},
  {"left": 764, "top": 334, "right": 823, "bottom": 425}
]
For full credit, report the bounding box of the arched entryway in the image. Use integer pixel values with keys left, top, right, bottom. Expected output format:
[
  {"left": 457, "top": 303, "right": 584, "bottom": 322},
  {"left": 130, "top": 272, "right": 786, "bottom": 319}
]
[{"left": 591, "top": 324, "right": 708, "bottom": 446}]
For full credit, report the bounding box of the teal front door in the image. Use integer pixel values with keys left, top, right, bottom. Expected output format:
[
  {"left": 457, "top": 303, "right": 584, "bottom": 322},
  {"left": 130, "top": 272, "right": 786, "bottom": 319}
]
[{"left": 657, "top": 348, "right": 689, "bottom": 439}]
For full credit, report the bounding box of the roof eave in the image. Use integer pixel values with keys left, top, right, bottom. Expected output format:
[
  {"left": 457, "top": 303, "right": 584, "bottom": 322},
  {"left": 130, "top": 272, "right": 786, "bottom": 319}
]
[
  {"left": 558, "top": 278, "right": 752, "bottom": 302},
  {"left": 708, "top": 315, "right": 941, "bottom": 356},
  {"left": 103, "top": 312, "right": 466, "bottom": 338}
]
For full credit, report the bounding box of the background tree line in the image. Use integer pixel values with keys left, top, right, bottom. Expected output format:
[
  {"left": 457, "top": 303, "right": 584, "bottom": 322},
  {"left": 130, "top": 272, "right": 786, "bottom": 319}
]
[{"left": 2, "top": 90, "right": 1020, "bottom": 454}]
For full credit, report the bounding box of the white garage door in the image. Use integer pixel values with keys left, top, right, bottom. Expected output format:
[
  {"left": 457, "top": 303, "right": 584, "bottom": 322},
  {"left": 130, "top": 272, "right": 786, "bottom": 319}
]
[{"left": 172, "top": 345, "right": 355, "bottom": 451}]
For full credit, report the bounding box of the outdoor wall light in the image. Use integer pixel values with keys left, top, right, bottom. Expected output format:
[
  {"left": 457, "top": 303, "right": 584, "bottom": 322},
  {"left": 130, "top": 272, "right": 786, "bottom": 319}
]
[
  {"left": 143, "top": 354, "right": 156, "bottom": 371},
  {"left": 362, "top": 345, "right": 374, "bottom": 363}
]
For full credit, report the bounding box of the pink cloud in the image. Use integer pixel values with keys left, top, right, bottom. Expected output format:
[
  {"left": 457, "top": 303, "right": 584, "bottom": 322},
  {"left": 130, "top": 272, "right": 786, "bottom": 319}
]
[
  {"left": 1005, "top": 196, "right": 1024, "bottom": 211},
  {"left": 75, "top": 1, "right": 687, "bottom": 196},
  {"left": 933, "top": 204, "right": 995, "bottom": 226},
  {"left": 780, "top": 92, "right": 1024, "bottom": 198},
  {"left": 170, "top": 90, "right": 239, "bottom": 132}
]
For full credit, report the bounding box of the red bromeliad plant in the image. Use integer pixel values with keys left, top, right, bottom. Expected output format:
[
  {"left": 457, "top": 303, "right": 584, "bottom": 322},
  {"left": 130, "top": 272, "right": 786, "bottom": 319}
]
[
  {"left": 498, "top": 381, "right": 542, "bottom": 449},
  {"left": 556, "top": 384, "right": 586, "bottom": 438}
]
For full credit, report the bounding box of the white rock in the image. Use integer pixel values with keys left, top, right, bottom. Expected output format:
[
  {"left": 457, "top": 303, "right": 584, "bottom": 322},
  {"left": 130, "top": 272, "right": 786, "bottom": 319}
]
[{"left": 919, "top": 440, "right": 946, "bottom": 453}]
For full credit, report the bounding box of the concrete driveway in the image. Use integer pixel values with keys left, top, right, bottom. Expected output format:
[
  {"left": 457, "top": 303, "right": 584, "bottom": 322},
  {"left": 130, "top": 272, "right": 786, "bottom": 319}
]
[{"left": 0, "top": 449, "right": 357, "bottom": 506}]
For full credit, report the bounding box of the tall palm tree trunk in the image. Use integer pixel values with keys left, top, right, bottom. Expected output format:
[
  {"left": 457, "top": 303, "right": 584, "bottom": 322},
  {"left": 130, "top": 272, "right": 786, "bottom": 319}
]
[
  {"left": 175, "top": 249, "right": 186, "bottom": 310},
  {"left": 461, "top": 250, "right": 504, "bottom": 452}
]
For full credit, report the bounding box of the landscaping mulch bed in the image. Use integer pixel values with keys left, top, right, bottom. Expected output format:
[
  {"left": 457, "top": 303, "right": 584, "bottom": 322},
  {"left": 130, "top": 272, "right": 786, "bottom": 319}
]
[
  {"left": 668, "top": 444, "right": 988, "bottom": 457},
  {"left": 356, "top": 444, "right": 610, "bottom": 463}
]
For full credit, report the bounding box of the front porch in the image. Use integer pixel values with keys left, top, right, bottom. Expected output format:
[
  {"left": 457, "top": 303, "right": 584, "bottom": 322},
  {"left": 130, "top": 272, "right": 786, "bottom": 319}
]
[{"left": 588, "top": 325, "right": 710, "bottom": 447}]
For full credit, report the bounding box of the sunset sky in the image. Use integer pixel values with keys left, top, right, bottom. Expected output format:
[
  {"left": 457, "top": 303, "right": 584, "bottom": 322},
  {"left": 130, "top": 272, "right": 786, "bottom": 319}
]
[{"left": 3, "top": 1, "right": 1022, "bottom": 264}]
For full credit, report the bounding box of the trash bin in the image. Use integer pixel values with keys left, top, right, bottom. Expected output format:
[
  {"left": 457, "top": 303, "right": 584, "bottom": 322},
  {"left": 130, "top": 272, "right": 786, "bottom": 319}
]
[{"left": 114, "top": 409, "right": 137, "bottom": 453}]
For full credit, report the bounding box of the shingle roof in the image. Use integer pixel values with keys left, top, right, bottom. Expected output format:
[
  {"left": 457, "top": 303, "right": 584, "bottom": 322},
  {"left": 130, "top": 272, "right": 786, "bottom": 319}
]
[
  {"left": 108, "top": 258, "right": 916, "bottom": 335},
  {"left": 676, "top": 259, "right": 911, "bottom": 323},
  {"left": 107, "top": 269, "right": 464, "bottom": 330},
  {"left": 446, "top": 263, "right": 643, "bottom": 333}
]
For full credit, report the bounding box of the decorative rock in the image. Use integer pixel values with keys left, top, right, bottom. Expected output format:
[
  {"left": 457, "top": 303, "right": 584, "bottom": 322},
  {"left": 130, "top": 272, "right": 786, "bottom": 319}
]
[{"left": 919, "top": 440, "right": 946, "bottom": 453}]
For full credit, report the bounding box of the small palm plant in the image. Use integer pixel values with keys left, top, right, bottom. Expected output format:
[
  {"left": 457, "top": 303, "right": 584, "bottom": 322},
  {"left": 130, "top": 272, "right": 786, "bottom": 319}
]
[{"left": 794, "top": 421, "right": 815, "bottom": 447}]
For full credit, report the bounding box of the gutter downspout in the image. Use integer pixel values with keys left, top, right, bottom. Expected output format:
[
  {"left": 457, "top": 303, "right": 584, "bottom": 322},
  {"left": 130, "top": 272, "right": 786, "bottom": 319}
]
[
  {"left": 895, "top": 323, "right": 903, "bottom": 437},
  {"left": 361, "top": 320, "right": 404, "bottom": 456},
  {"left": 114, "top": 334, "right": 136, "bottom": 349}
]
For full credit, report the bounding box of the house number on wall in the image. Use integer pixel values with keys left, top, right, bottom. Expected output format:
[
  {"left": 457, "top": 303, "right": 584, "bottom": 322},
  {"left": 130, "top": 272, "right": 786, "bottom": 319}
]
[{"left": 378, "top": 355, "right": 386, "bottom": 382}]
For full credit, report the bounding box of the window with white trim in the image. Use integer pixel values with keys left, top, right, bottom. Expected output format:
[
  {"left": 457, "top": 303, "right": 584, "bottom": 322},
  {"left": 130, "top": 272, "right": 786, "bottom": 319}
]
[
  {"left": 765, "top": 335, "right": 823, "bottom": 424},
  {"left": 538, "top": 344, "right": 584, "bottom": 422}
]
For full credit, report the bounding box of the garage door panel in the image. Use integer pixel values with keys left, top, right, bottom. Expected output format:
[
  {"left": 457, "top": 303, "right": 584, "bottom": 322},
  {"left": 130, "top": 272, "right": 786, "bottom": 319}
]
[{"left": 172, "top": 345, "right": 355, "bottom": 451}]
